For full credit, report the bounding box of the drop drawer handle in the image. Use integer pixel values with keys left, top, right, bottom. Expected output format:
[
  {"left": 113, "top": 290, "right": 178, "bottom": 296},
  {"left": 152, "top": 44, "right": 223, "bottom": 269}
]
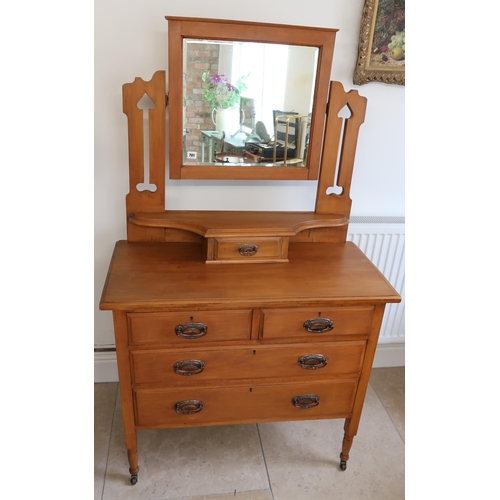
[
  {"left": 292, "top": 394, "right": 320, "bottom": 409},
  {"left": 175, "top": 322, "right": 208, "bottom": 339},
  {"left": 174, "top": 400, "right": 204, "bottom": 414},
  {"left": 303, "top": 317, "right": 334, "bottom": 333},
  {"left": 298, "top": 354, "right": 328, "bottom": 370},
  {"left": 238, "top": 244, "right": 259, "bottom": 256},
  {"left": 174, "top": 359, "right": 205, "bottom": 376}
]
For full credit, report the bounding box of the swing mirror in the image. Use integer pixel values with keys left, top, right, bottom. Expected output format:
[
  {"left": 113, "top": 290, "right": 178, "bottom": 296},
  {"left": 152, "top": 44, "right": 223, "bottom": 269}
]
[{"left": 167, "top": 17, "right": 337, "bottom": 180}]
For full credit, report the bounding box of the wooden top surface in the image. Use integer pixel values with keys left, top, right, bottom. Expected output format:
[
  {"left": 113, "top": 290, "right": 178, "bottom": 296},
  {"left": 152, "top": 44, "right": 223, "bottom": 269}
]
[{"left": 100, "top": 242, "right": 401, "bottom": 311}]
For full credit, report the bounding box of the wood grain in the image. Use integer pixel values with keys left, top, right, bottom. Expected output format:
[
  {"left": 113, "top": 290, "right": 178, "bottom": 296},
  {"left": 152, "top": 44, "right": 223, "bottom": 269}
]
[
  {"left": 134, "top": 379, "right": 357, "bottom": 428},
  {"left": 131, "top": 341, "right": 366, "bottom": 386},
  {"left": 100, "top": 241, "right": 401, "bottom": 311}
]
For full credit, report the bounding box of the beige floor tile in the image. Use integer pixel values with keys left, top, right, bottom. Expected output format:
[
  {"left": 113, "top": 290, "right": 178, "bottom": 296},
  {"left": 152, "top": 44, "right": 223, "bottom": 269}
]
[
  {"left": 102, "top": 396, "right": 269, "bottom": 500},
  {"left": 169, "top": 490, "right": 273, "bottom": 500},
  {"left": 370, "top": 366, "right": 405, "bottom": 440},
  {"left": 258, "top": 384, "right": 404, "bottom": 500},
  {"left": 95, "top": 383, "right": 118, "bottom": 500}
]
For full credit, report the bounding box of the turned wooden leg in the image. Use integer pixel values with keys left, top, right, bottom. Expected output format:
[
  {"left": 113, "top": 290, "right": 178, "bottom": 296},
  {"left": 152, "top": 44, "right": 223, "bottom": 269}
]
[
  {"left": 340, "top": 435, "right": 354, "bottom": 470},
  {"left": 337, "top": 308, "right": 387, "bottom": 471},
  {"left": 113, "top": 312, "right": 141, "bottom": 485},
  {"left": 339, "top": 418, "right": 355, "bottom": 471},
  {"left": 127, "top": 448, "right": 140, "bottom": 485}
]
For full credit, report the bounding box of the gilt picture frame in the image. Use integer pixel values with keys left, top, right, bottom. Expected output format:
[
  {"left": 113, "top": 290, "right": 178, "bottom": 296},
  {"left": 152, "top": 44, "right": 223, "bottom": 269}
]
[{"left": 353, "top": 0, "right": 405, "bottom": 86}]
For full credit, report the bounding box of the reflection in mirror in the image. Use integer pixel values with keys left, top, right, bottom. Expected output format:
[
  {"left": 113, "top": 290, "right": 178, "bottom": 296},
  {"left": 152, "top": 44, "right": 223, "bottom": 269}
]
[{"left": 182, "top": 39, "right": 318, "bottom": 167}]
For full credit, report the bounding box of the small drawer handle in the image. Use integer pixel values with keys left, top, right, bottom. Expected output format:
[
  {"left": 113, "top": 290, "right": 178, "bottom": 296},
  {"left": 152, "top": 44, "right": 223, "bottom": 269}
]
[
  {"left": 174, "top": 400, "right": 204, "bottom": 414},
  {"left": 303, "top": 317, "right": 334, "bottom": 333},
  {"left": 292, "top": 394, "right": 320, "bottom": 409},
  {"left": 298, "top": 354, "right": 328, "bottom": 370},
  {"left": 174, "top": 359, "right": 205, "bottom": 376},
  {"left": 175, "top": 322, "right": 208, "bottom": 339},
  {"left": 238, "top": 244, "right": 259, "bottom": 257}
]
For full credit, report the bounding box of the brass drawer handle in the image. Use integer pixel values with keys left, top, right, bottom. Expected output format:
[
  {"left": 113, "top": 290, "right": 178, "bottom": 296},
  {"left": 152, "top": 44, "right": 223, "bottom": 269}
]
[
  {"left": 298, "top": 354, "right": 328, "bottom": 370},
  {"left": 175, "top": 322, "right": 208, "bottom": 339},
  {"left": 303, "top": 317, "right": 334, "bottom": 333},
  {"left": 292, "top": 394, "right": 320, "bottom": 409},
  {"left": 174, "top": 359, "right": 205, "bottom": 376},
  {"left": 174, "top": 399, "right": 204, "bottom": 414},
  {"left": 238, "top": 244, "right": 259, "bottom": 257}
]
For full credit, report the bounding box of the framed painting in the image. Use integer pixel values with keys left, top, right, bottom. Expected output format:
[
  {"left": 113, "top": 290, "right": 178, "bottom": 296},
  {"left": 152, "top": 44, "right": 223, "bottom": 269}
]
[{"left": 353, "top": 0, "right": 405, "bottom": 86}]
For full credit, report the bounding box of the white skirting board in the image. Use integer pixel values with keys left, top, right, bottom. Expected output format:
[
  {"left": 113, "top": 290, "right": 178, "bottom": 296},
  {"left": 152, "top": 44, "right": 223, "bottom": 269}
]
[
  {"left": 94, "top": 343, "right": 405, "bottom": 383},
  {"left": 372, "top": 343, "right": 405, "bottom": 368},
  {"left": 94, "top": 351, "right": 119, "bottom": 383}
]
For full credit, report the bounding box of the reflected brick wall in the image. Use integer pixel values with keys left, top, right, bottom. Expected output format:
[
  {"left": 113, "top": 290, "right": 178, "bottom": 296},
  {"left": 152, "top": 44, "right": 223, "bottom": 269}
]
[{"left": 184, "top": 43, "right": 220, "bottom": 160}]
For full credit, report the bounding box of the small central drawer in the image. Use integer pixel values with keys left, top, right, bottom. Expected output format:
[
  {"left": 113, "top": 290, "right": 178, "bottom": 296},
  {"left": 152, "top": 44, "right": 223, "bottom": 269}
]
[
  {"left": 127, "top": 310, "right": 252, "bottom": 345},
  {"left": 131, "top": 341, "right": 366, "bottom": 385},
  {"left": 207, "top": 236, "right": 289, "bottom": 263},
  {"left": 134, "top": 379, "right": 357, "bottom": 428},
  {"left": 261, "top": 306, "right": 374, "bottom": 340}
]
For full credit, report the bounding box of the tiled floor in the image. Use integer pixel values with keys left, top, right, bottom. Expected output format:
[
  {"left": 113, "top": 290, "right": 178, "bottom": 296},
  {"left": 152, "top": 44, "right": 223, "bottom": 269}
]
[{"left": 95, "top": 367, "right": 404, "bottom": 500}]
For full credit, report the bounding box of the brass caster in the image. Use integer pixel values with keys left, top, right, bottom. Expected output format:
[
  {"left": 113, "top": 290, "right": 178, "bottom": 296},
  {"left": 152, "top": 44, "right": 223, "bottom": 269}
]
[
  {"left": 130, "top": 474, "right": 138, "bottom": 485},
  {"left": 340, "top": 460, "right": 347, "bottom": 471}
]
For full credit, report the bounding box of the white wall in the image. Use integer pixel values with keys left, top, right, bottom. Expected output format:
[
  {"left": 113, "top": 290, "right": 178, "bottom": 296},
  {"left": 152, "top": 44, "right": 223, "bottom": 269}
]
[{"left": 95, "top": 0, "right": 405, "bottom": 347}]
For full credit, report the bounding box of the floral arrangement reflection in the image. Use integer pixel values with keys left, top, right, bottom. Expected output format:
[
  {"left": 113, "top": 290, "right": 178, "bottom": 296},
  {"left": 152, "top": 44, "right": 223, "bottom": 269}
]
[{"left": 201, "top": 72, "right": 248, "bottom": 111}]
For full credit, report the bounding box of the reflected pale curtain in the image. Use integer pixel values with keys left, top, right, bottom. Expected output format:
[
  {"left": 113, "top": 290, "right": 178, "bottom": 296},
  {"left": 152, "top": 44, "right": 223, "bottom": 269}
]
[{"left": 231, "top": 43, "right": 289, "bottom": 135}]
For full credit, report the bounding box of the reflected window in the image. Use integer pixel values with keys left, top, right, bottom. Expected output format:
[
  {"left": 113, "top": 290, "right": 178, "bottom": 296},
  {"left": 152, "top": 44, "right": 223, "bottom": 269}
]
[{"left": 230, "top": 43, "right": 288, "bottom": 134}]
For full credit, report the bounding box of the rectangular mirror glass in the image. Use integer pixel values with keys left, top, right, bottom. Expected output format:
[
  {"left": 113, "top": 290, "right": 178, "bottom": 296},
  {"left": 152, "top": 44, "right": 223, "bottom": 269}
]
[
  {"left": 167, "top": 17, "right": 337, "bottom": 180},
  {"left": 183, "top": 39, "right": 319, "bottom": 168}
]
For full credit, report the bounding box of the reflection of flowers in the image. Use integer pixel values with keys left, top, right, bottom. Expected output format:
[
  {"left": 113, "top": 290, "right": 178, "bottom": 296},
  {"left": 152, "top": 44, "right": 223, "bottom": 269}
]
[{"left": 201, "top": 72, "right": 247, "bottom": 111}]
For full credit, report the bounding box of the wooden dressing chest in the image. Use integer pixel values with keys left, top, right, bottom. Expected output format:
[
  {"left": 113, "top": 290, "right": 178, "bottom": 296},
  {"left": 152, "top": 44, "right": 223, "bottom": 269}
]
[
  {"left": 100, "top": 241, "right": 400, "bottom": 484},
  {"left": 99, "top": 17, "right": 401, "bottom": 485}
]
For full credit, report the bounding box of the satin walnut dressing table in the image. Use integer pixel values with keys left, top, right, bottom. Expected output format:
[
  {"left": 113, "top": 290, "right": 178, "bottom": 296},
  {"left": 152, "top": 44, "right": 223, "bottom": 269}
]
[{"left": 99, "top": 16, "right": 401, "bottom": 485}]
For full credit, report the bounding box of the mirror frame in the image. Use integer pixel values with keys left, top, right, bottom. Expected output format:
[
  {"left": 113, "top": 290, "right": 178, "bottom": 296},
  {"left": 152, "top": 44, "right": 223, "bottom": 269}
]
[{"left": 166, "top": 16, "right": 337, "bottom": 180}]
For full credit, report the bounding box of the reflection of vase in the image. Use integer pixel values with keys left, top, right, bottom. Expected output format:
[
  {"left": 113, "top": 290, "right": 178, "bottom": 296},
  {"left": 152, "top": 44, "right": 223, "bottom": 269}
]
[{"left": 212, "top": 107, "right": 241, "bottom": 136}]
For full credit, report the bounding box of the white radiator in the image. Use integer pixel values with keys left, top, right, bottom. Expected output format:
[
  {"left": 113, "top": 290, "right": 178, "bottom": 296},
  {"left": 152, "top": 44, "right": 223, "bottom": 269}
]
[{"left": 348, "top": 217, "right": 405, "bottom": 344}]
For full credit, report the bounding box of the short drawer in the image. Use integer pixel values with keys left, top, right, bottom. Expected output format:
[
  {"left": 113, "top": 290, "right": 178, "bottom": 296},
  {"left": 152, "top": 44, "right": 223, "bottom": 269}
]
[
  {"left": 261, "top": 306, "right": 374, "bottom": 340},
  {"left": 209, "top": 237, "right": 288, "bottom": 263},
  {"left": 131, "top": 341, "right": 366, "bottom": 385},
  {"left": 127, "top": 310, "right": 252, "bottom": 345},
  {"left": 134, "top": 379, "right": 357, "bottom": 428}
]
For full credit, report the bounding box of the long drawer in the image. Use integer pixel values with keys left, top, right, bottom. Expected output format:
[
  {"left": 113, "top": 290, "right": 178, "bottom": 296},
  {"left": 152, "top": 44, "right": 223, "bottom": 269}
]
[
  {"left": 127, "top": 310, "right": 252, "bottom": 344},
  {"left": 261, "top": 306, "right": 374, "bottom": 340},
  {"left": 131, "top": 341, "right": 366, "bottom": 385},
  {"left": 134, "top": 379, "right": 358, "bottom": 428}
]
